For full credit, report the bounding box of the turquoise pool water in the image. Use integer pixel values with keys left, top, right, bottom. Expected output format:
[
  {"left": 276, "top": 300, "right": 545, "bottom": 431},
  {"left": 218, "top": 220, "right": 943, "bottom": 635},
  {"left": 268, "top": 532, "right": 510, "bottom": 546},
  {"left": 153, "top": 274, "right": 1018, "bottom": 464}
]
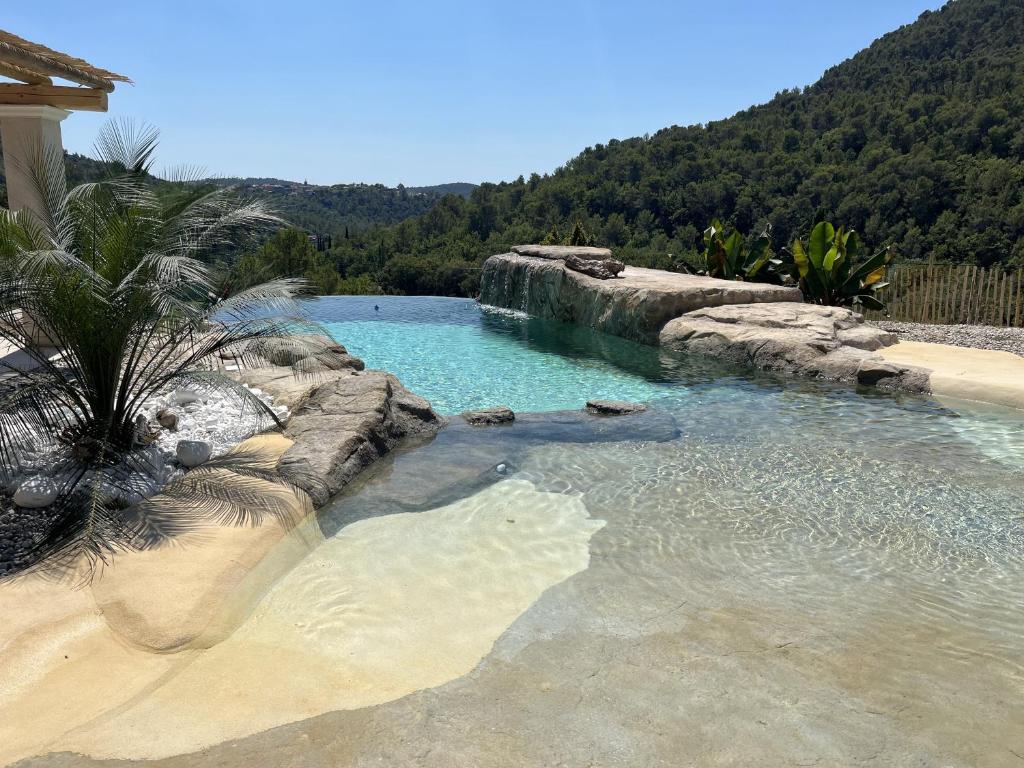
[{"left": 315, "top": 296, "right": 728, "bottom": 414}]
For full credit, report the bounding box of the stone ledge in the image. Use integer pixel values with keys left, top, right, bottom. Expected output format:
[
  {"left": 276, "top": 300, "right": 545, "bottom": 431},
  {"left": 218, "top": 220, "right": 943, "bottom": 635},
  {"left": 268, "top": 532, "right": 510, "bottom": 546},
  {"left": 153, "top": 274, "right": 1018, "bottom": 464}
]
[{"left": 480, "top": 253, "right": 802, "bottom": 343}]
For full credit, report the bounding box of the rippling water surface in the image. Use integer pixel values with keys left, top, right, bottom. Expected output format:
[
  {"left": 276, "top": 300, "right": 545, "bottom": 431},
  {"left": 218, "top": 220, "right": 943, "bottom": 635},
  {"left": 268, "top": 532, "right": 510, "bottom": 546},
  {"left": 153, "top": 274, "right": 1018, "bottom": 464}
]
[{"left": 313, "top": 295, "right": 1024, "bottom": 761}]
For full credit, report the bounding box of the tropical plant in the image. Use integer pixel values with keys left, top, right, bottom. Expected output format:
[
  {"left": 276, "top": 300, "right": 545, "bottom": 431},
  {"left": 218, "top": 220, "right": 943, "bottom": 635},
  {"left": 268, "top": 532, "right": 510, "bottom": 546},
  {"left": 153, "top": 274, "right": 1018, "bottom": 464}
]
[
  {"left": 0, "top": 121, "right": 340, "bottom": 578},
  {"left": 783, "top": 221, "right": 895, "bottom": 309},
  {"left": 700, "top": 221, "right": 780, "bottom": 282}
]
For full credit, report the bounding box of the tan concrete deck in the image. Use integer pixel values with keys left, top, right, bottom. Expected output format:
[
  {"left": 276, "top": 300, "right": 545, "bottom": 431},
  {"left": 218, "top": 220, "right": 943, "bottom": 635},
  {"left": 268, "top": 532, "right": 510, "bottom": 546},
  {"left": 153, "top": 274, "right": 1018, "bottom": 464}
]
[{"left": 880, "top": 340, "right": 1024, "bottom": 410}]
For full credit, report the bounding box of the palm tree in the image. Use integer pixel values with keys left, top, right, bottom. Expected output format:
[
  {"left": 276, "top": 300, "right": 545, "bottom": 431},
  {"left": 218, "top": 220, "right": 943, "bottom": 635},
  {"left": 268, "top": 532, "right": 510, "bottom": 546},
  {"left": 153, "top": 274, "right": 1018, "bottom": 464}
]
[{"left": 0, "top": 121, "right": 335, "bottom": 578}]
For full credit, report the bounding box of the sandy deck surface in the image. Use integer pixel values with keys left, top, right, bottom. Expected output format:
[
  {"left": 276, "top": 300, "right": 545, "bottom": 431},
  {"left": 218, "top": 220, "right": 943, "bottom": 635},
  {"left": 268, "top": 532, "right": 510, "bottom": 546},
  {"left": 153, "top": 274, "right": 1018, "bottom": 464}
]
[{"left": 880, "top": 340, "right": 1024, "bottom": 410}]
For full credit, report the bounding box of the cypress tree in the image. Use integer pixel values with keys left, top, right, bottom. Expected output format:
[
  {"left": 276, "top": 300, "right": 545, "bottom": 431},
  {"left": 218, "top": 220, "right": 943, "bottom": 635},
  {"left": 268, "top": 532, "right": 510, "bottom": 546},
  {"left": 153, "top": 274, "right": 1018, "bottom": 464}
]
[{"left": 566, "top": 219, "right": 590, "bottom": 246}]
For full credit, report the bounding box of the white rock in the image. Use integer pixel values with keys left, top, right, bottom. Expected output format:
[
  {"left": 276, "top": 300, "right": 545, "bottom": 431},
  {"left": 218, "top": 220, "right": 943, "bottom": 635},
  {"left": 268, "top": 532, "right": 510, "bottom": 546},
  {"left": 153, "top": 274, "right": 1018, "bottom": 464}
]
[
  {"left": 170, "top": 389, "right": 204, "bottom": 406},
  {"left": 176, "top": 440, "right": 212, "bottom": 468},
  {"left": 13, "top": 477, "right": 59, "bottom": 508}
]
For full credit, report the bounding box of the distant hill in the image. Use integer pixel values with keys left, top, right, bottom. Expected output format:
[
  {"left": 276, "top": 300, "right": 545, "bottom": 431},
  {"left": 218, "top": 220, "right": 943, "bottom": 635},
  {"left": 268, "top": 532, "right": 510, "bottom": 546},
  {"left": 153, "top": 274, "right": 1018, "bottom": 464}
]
[
  {"left": 0, "top": 150, "right": 476, "bottom": 234},
  {"left": 361, "top": 0, "right": 1024, "bottom": 274}
]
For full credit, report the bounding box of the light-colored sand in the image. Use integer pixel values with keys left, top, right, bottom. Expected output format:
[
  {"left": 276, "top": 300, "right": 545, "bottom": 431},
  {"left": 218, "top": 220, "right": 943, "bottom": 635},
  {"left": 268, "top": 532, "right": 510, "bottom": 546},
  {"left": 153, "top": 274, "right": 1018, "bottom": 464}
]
[
  {"left": 0, "top": 433, "right": 319, "bottom": 765},
  {"left": 0, "top": 479, "right": 603, "bottom": 764},
  {"left": 880, "top": 340, "right": 1024, "bottom": 410}
]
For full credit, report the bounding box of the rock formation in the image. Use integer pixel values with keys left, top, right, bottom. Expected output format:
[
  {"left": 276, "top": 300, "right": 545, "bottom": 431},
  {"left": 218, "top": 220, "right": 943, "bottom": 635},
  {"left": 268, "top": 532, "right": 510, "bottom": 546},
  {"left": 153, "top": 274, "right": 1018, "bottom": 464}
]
[{"left": 659, "top": 303, "right": 929, "bottom": 390}]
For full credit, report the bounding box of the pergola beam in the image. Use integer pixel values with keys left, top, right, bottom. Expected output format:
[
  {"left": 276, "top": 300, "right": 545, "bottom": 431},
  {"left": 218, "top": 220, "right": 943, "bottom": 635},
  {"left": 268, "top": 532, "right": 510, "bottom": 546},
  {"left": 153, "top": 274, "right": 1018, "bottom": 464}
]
[{"left": 0, "top": 84, "right": 106, "bottom": 112}]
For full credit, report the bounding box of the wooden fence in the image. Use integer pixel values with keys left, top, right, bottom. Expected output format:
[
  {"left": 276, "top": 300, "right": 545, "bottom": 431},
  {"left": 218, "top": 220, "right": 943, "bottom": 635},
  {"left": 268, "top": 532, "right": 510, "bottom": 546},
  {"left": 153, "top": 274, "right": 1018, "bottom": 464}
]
[{"left": 864, "top": 263, "right": 1024, "bottom": 327}]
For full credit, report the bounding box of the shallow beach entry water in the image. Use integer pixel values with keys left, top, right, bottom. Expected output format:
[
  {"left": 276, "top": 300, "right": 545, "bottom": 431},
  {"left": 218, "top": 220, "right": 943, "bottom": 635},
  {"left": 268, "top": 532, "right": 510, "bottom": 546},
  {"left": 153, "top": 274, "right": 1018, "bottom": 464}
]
[{"left": 2, "top": 296, "right": 1023, "bottom": 766}]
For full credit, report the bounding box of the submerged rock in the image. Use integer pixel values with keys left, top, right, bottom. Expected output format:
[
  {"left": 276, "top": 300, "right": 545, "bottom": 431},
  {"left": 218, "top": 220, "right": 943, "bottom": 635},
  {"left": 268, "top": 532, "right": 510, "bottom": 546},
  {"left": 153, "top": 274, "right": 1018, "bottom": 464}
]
[
  {"left": 13, "top": 477, "right": 58, "bottom": 509},
  {"left": 462, "top": 406, "right": 516, "bottom": 426},
  {"left": 585, "top": 400, "right": 648, "bottom": 415},
  {"left": 176, "top": 440, "right": 213, "bottom": 468}
]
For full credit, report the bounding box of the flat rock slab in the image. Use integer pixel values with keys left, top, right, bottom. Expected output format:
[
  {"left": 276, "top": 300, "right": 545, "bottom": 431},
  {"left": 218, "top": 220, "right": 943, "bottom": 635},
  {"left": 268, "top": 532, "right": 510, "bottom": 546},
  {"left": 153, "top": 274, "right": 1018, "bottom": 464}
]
[
  {"left": 660, "top": 302, "right": 928, "bottom": 392},
  {"left": 511, "top": 244, "right": 613, "bottom": 260},
  {"left": 232, "top": 366, "right": 355, "bottom": 410},
  {"left": 481, "top": 253, "right": 802, "bottom": 343}
]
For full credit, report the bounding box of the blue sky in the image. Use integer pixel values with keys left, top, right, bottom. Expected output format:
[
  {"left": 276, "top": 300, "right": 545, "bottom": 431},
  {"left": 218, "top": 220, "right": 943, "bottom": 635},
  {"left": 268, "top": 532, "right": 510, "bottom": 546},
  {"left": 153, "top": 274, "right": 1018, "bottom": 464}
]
[{"left": 7, "top": 1, "right": 943, "bottom": 186}]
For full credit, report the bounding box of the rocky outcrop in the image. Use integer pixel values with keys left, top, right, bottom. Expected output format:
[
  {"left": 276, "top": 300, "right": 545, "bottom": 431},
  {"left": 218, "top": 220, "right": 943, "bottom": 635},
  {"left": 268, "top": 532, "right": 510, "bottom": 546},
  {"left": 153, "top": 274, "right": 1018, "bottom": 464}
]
[
  {"left": 252, "top": 334, "right": 351, "bottom": 368},
  {"left": 660, "top": 303, "right": 929, "bottom": 391},
  {"left": 277, "top": 371, "right": 442, "bottom": 507},
  {"left": 481, "top": 251, "right": 802, "bottom": 343}
]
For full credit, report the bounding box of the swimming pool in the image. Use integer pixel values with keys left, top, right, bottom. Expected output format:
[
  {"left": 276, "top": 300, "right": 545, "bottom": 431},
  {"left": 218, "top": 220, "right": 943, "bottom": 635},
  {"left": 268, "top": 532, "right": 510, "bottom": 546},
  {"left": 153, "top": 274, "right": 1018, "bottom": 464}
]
[{"left": 318, "top": 296, "right": 1024, "bottom": 763}]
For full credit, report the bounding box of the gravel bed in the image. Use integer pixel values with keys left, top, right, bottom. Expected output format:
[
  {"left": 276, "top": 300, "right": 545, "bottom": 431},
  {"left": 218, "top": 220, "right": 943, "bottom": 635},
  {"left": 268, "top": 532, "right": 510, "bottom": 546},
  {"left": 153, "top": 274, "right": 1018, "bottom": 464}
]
[
  {"left": 872, "top": 321, "right": 1024, "bottom": 357},
  {"left": 0, "top": 386, "right": 289, "bottom": 578}
]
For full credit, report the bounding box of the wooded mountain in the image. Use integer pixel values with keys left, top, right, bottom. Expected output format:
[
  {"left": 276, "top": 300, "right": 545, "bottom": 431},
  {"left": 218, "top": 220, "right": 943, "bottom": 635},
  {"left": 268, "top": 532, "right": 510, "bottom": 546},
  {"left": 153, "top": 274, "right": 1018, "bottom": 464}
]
[
  {"left": 207, "top": 179, "right": 476, "bottom": 233},
  {"left": 330, "top": 0, "right": 1023, "bottom": 297}
]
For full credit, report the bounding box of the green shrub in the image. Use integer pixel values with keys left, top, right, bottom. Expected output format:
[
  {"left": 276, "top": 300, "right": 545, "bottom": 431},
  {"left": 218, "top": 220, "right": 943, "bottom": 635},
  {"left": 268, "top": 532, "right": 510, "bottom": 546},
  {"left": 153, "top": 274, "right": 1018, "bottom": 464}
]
[{"left": 701, "top": 221, "right": 780, "bottom": 282}]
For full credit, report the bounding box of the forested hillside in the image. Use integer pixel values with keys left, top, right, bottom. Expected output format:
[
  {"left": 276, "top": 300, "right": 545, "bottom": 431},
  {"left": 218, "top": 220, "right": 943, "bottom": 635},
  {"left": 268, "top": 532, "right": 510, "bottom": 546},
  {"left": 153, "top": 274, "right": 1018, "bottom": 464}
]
[
  {"left": 321, "top": 0, "right": 1024, "bottom": 296},
  {"left": 208, "top": 179, "right": 476, "bottom": 233}
]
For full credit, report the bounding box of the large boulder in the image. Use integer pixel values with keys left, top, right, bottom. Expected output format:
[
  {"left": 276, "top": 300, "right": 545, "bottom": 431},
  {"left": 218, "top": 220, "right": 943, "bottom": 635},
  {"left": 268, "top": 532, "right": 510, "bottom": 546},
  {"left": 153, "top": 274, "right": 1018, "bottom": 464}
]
[
  {"left": 480, "top": 252, "right": 801, "bottom": 343},
  {"left": 659, "top": 302, "right": 928, "bottom": 391},
  {"left": 278, "top": 371, "right": 442, "bottom": 507}
]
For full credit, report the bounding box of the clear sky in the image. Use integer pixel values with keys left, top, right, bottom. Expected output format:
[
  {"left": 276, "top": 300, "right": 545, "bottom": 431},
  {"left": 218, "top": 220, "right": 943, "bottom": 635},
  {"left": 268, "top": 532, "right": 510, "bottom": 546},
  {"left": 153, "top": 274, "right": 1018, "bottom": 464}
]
[{"left": 7, "top": 0, "right": 944, "bottom": 186}]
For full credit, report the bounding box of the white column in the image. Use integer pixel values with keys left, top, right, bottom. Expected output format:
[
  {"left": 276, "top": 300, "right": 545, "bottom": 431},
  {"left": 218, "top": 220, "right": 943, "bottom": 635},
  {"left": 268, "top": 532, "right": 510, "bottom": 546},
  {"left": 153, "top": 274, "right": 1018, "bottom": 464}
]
[{"left": 0, "top": 104, "right": 70, "bottom": 215}]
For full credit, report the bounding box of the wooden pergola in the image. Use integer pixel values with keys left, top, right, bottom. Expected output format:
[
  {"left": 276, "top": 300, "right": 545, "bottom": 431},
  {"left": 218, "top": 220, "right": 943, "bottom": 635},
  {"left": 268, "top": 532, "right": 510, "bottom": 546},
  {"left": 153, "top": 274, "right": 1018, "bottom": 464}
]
[
  {"left": 0, "top": 29, "right": 129, "bottom": 213},
  {"left": 0, "top": 29, "right": 130, "bottom": 111}
]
